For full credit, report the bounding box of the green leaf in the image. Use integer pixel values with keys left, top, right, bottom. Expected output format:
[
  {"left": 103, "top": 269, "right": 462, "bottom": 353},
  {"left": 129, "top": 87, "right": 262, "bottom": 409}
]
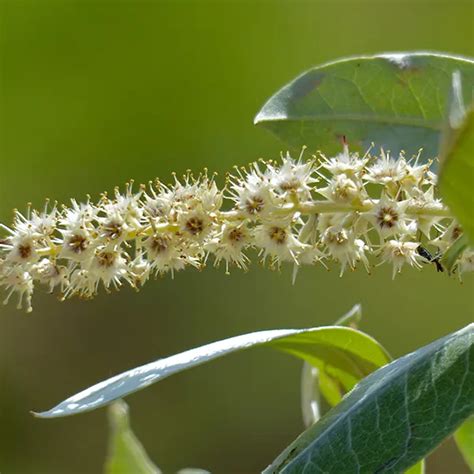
[
  {"left": 264, "top": 324, "right": 474, "bottom": 474},
  {"left": 439, "top": 72, "right": 474, "bottom": 244},
  {"left": 300, "top": 305, "right": 365, "bottom": 427},
  {"left": 104, "top": 400, "right": 161, "bottom": 474},
  {"left": 454, "top": 416, "right": 474, "bottom": 470},
  {"left": 440, "top": 234, "right": 469, "bottom": 274},
  {"left": 301, "top": 362, "right": 322, "bottom": 427},
  {"left": 405, "top": 462, "right": 425, "bottom": 474},
  {"left": 299, "top": 306, "right": 424, "bottom": 474},
  {"left": 34, "top": 324, "right": 390, "bottom": 418},
  {"left": 255, "top": 52, "right": 474, "bottom": 156}
]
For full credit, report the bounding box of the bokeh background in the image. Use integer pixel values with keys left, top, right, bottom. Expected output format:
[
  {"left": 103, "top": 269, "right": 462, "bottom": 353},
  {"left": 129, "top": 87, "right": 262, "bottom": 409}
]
[{"left": 0, "top": 1, "right": 473, "bottom": 473}]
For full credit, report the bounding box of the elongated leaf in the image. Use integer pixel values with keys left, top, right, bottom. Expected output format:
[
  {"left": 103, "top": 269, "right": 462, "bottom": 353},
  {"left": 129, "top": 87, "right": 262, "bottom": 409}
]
[
  {"left": 255, "top": 52, "right": 474, "bottom": 156},
  {"left": 439, "top": 86, "right": 474, "bottom": 244},
  {"left": 454, "top": 416, "right": 474, "bottom": 470},
  {"left": 264, "top": 324, "right": 474, "bottom": 474},
  {"left": 35, "top": 325, "right": 390, "bottom": 418},
  {"left": 105, "top": 400, "right": 161, "bottom": 474}
]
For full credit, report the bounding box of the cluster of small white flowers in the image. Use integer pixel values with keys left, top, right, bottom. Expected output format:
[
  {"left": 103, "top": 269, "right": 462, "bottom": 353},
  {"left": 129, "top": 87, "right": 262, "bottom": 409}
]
[{"left": 0, "top": 146, "right": 470, "bottom": 312}]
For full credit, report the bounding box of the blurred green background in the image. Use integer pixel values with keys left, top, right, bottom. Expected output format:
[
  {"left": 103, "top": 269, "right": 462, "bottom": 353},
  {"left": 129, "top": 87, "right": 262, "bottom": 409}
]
[{"left": 0, "top": 0, "right": 473, "bottom": 473}]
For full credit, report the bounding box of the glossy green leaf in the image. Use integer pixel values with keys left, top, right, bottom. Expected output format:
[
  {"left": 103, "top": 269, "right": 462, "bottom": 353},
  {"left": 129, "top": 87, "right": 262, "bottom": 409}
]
[
  {"left": 264, "top": 324, "right": 474, "bottom": 474},
  {"left": 255, "top": 52, "right": 474, "bottom": 156},
  {"left": 104, "top": 400, "right": 161, "bottom": 474},
  {"left": 35, "top": 324, "right": 390, "bottom": 418},
  {"left": 454, "top": 416, "right": 474, "bottom": 470},
  {"left": 439, "top": 80, "right": 474, "bottom": 244}
]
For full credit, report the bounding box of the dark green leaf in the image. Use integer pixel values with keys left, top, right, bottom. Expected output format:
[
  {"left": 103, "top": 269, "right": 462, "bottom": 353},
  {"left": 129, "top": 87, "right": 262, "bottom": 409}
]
[
  {"left": 302, "top": 304, "right": 424, "bottom": 474},
  {"left": 35, "top": 324, "right": 389, "bottom": 418},
  {"left": 454, "top": 416, "right": 474, "bottom": 470},
  {"left": 255, "top": 52, "right": 474, "bottom": 156},
  {"left": 264, "top": 324, "right": 474, "bottom": 474},
  {"left": 104, "top": 400, "right": 161, "bottom": 474}
]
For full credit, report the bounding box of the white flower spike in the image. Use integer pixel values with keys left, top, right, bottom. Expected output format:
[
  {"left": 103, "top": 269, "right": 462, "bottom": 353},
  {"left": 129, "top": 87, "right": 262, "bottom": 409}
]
[{"left": 0, "top": 148, "right": 470, "bottom": 312}]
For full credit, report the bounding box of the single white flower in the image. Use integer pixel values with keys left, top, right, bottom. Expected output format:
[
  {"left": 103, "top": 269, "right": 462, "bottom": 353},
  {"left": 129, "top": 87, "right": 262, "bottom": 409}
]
[
  {"left": 144, "top": 232, "right": 201, "bottom": 277},
  {"left": 64, "top": 269, "right": 96, "bottom": 299},
  {"left": 85, "top": 247, "right": 130, "bottom": 292},
  {"left": 368, "top": 196, "right": 412, "bottom": 239},
  {"left": 228, "top": 163, "right": 280, "bottom": 219},
  {"left": 142, "top": 184, "right": 172, "bottom": 219},
  {"left": 178, "top": 208, "right": 214, "bottom": 242},
  {"left": 2, "top": 233, "right": 39, "bottom": 264},
  {"left": 196, "top": 178, "right": 223, "bottom": 213},
  {"left": 319, "top": 145, "right": 368, "bottom": 177},
  {"left": 30, "top": 258, "right": 69, "bottom": 293},
  {"left": 29, "top": 204, "right": 58, "bottom": 241},
  {"left": 381, "top": 240, "right": 423, "bottom": 279},
  {"left": 1, "top": 266, "right": 34, "bottom": 312},
  {"left": 206, "top": 222, "right": 252, "bottom": 273},
  {"left": 410, "top": 187, "right": 446, "bottom": 237},
  {"left": 128, "top": 253, "right": 152, "bottom": 288},
  {"left": 267, "top": 152, "right": 317, "bottom": 200},
  {"left": 399, "top": 157, "right": 431, "bottom": 196},
  {"left": 59, "top": 226, "right": 96, "bottom": 262},
  {"left": 317, "top": 173, "right": 365, "bottom": 203},
  {"left": 321, "top": 226, "right": 369, "bottom": 276},
  {"left": 364, "top": 150, "right": 407, "bottom": 187},
  {"left": 254, "top": 221, "right": 307, "bottom": 265},
  {"left": 110, "top": 183, "right": 144, "bottom": 230},
  {"left": 60, "top": 199, "right": 97, "bottom": 230}
]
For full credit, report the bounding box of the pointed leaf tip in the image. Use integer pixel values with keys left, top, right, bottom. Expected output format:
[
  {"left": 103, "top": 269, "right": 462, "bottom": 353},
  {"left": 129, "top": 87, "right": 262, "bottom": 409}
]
[{"left": 35, "top": 324, "right": 389, "bottom": 418}]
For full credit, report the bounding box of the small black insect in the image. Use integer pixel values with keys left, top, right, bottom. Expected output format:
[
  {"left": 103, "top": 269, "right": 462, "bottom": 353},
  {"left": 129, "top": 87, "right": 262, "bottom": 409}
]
[{"left": 417, "top": 245, "right": 444, "bottom": 272}]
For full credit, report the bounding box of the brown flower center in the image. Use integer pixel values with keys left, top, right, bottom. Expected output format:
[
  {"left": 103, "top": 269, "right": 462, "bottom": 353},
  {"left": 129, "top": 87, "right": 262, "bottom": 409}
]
[
  {"left": 68, "top": 234, "right": 88, "bottom": 253},
  {"left": 245, "top": 196, "right": 264, "bottom": 214},
  {"left": 269, "top": 226, "right": 286, "bottom": 244},
  {"left": 228, "top": 228, "right": 245, "bottom": 244},
  {"left": 185, "top": 217, "right": 204, "bottom": 235},
  {"left": 377, "top": 206, "right": 398, "bottom": 228},
  {"left": 96, "top": 251, "right": 116, "bottom": 268},
  {"left": 18, "top": 244, "right": 32, "bottom": 259},
  {"left": 103, "top": 221, "right": 122, "bottom": 240},
  {"left": 150, "top": 235, "right": 170, "bottom": 254}
]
